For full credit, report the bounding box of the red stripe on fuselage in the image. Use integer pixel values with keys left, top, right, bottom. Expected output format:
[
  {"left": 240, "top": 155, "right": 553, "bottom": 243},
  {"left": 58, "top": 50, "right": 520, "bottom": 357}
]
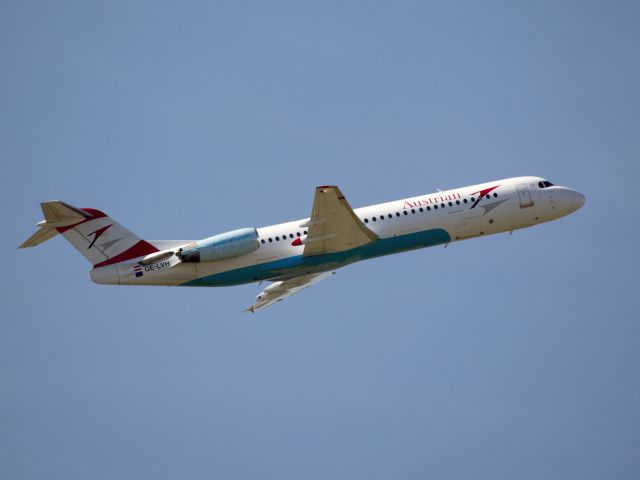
[{"left": 93, "top": 241, "right": 159, "bottom": 268}]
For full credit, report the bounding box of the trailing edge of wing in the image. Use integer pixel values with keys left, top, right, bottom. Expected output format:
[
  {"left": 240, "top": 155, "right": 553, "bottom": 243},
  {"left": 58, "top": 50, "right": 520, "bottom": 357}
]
[
  {"left": 247, "top": 271, "right": 336, "bottom": 312},
  {"left": 303, "top": 186, "right": 377, "bottom": 257}
]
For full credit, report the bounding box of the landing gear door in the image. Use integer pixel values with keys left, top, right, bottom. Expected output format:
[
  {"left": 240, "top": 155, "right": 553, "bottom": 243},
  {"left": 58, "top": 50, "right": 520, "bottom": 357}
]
[{"left": 516, "top": 183, "right": 534, "bottom": 208}]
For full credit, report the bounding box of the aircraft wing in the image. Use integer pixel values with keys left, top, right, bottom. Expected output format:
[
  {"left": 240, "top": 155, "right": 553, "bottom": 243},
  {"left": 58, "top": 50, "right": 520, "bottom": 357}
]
[
  {"left": 302, "top": 185, "right": 377, "bottom": 257},
  {"left": 247, "top": 271, "right": 336, "bottom": 312}
]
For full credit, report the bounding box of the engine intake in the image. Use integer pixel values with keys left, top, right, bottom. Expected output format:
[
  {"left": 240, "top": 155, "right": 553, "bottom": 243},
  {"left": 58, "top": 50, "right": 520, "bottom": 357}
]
[{"left": 177, "top": 228, "right": 260, "bottom": 263}]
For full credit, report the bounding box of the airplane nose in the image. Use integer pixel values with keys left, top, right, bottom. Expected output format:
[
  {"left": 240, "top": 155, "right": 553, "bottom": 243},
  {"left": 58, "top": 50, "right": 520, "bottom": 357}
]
[{"left": 551, "top": 188, "right": 585, "bottom": 216}]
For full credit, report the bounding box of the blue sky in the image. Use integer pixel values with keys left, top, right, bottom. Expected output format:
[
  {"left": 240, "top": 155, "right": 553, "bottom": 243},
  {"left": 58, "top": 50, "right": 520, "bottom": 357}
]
[{"left": 2, "top": 1, "right": 639, "bottom": 479}]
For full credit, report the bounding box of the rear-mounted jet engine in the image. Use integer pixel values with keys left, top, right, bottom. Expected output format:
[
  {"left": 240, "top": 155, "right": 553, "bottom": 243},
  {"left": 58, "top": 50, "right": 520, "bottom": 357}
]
[{"left": 177, "top": 228, "right": 260, "bottom": 263}]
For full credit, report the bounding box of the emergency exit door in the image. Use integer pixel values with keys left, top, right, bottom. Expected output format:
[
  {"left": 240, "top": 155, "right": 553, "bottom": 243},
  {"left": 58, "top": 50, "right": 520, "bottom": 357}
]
[{"left": 516, "top": 183, "right": 534, "bottom": 208}]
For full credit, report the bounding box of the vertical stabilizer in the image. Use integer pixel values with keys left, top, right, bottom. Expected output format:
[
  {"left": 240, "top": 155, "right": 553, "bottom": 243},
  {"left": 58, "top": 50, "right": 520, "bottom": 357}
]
[{"left": 20, "top": 201, "right": 158, "bottom": 266}]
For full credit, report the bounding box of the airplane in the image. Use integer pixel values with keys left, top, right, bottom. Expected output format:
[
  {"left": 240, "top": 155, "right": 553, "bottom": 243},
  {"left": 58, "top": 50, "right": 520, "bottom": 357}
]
[{"left": 20, "top": 176, "right": 584, "bottom": 311}]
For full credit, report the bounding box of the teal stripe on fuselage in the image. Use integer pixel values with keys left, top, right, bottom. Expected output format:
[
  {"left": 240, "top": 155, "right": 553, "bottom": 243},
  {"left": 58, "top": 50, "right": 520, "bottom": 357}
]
[{"left": 181, "top": 228, "right": 451, "bottom": 287}]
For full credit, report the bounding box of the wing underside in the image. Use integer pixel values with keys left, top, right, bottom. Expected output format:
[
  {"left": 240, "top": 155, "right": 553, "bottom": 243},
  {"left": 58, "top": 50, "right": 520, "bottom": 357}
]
[{"left": 247, "top": 271, "right": 336, "bottom": 312}]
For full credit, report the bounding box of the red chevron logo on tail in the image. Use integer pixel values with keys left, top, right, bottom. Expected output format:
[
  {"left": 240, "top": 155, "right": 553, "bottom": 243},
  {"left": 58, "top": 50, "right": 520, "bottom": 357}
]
[{"left": 87, "top": 224, "right": 113, "bottom": 249}]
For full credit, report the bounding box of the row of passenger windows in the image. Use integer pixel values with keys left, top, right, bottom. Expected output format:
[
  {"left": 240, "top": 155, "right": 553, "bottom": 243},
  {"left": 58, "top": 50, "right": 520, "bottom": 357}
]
[
  {"left": 363, "top": 193, "right": 498, "bottom": 223},
  {"left": 260, "top": 230, "right": 308, "bottom": 244},
  {"left": 258, "top": 191, "right": 501, "bottom": 244},
  {"left": 538, "top": 181, "right": 554, "bottom": 188}
]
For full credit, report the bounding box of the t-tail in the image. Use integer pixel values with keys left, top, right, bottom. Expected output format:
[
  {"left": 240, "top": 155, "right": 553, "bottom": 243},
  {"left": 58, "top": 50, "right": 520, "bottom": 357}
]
[{"left": 19, "top": 201, "right": 159, "bottom": 267}]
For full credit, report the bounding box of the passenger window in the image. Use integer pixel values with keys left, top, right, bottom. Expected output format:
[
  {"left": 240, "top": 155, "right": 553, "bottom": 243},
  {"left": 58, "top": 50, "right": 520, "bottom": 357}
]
[
  {"left": 396, "top": 212, "right": 400, "bottom": 217},
  {"left": 427, "top": 206, "right": 431, "bottom": 211},
  {"left": 411, "top": 209, "right": 415, "bottom": 214},
  {"left": 275, "top": 236, "right": 280, "bottom": 241},
  {"left": 403, "top": 211, "right": 408, "bottom": 215},
  {"left": 372, "top": 217, "right": 377, "bottom": 221},
  {"left": 388, "top": 214, "right": 392, "bottom": 219},
  {"left": 380, "top": 215, "right": 384, "bottom": 220},
  {"left": 419, "top": 207, "right": 423, "bottom": 212},
  {"left": 364, "top": 218, "right": 369, "bottom": 223},
  {"left": 261, "top": 239, "right": 265, "bottom": 244},
  {"left": 448, "top": 202, "right": 453, "bottom": 206},
  {"left": 268, "top": 238, "right": 273, "bottom": 243},
  {"left": 493, "top": 193, "right": 498, "bottom": 198}
]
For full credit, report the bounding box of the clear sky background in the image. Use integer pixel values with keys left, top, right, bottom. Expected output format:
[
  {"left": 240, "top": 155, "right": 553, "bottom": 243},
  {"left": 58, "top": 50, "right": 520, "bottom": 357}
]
[{"left": 2, "top": 1, "right": 639, "bottom": 479}]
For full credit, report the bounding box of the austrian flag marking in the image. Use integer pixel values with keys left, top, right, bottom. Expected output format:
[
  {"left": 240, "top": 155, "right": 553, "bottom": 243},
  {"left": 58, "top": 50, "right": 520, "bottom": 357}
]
[{"left": 133, "top": 264, "right": 143, "bottom": 278}]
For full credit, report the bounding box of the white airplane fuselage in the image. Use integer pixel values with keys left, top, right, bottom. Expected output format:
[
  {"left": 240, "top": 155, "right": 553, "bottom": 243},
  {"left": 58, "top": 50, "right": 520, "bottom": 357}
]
[{"left": 89, "top": 176, "right": 584, "bottom": 288}]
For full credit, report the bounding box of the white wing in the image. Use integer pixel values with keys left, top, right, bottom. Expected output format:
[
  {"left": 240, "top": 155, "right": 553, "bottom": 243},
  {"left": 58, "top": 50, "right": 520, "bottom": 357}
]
[
  {"left": 302, "top": 185, "right": 377, "bottom": 257},
  {"left": 246, "top": 185, "right": 373, "bottom": 311},
  {"left": 247, "top": 271, "right": 336, "bottom": 312}
]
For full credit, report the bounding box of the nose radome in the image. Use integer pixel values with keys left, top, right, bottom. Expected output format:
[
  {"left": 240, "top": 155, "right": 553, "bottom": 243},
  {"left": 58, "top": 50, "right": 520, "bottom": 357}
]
[{"left": 573, "top": 191, "right": 585, "bottom": 210}]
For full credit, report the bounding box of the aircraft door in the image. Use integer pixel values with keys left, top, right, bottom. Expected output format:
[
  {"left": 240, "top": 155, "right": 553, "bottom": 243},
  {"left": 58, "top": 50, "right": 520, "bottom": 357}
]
[{"left": 516, "top": 183, "right": 534, "bottom": 208}]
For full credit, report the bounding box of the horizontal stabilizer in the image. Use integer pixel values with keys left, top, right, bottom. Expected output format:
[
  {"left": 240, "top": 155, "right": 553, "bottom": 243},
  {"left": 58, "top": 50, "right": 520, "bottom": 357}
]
[
  {"left": 19, "top": 201, "right": 91, "bottom": 248},
  {"left": 41, "top": 201, "right": 91, "bottom": 226},
  {"left": 19, "top": 225, "right": 59, "bottom": 248}
]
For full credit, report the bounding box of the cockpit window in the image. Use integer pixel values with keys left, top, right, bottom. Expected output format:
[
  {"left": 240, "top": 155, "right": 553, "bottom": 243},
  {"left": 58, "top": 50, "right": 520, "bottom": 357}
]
[{"left": 538, "top": 180, "right": 555, "bottom": 188}]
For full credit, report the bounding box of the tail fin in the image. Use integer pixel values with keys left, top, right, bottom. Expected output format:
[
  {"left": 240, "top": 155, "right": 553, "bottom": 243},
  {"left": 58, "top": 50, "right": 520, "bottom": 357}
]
[{"left": 20, "top": 201, "right": 158, "bottom": 267}]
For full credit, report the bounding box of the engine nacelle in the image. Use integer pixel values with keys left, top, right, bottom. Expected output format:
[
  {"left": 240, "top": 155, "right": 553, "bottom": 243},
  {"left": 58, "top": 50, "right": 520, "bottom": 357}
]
[{"left": 177, "top": 228, "right": 260, "bottom": 263}]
